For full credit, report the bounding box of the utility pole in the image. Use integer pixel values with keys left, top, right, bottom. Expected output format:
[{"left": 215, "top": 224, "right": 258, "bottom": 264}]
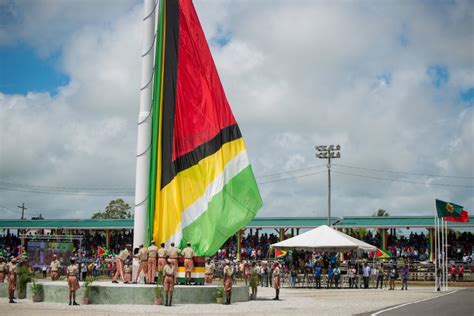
[
  {"left": 315, "top": 145, "right": 341, "bottom": 226},
  {"left": 17, "top": 203, "right": 27, "bottom": 220}
]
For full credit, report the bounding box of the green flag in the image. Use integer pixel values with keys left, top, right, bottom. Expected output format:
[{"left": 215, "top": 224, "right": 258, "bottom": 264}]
[{"left": 436, "top": 199, "right": 463, "bottom": 218}]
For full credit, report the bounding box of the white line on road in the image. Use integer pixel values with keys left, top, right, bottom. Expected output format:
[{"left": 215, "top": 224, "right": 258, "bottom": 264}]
[{"left": 370, "top": 289, "right": 460, "bottom": 316}]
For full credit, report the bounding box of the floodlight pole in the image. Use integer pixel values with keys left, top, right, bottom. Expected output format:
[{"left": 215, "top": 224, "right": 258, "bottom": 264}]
[{"left": 315, "top": 145, "right": 341, "bottom": 226}]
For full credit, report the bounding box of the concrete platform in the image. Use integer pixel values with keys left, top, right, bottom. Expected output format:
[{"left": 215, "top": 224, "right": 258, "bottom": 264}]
[{"left": 0, "top": 281, "right": 249, "bottom": 305}]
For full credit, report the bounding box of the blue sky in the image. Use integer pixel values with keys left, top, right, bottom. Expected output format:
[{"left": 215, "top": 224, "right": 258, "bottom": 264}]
[{"left": 0, "top": 43, "right": 69, "bottom": 95}]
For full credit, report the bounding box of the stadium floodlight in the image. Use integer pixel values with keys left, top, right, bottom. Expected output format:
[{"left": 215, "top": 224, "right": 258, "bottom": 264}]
[{"left": 315, "top": 144, "right": 342, "bottom": 226}]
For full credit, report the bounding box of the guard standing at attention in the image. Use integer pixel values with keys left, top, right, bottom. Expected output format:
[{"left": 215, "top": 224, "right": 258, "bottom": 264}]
[
  {"left": 272, "top": 262, "right": 281, "bottom": 300},
  {"left": 7, "top": 258, "right": 18, "bottom": 303},
  {"left": 134, "top": 244, "right": 148, "bottom": 284},
  {"left": 67, "top": 257, "right": 80, "bottom": 305},
  {"left": 157, "top": 243, "right": 168, "bottom": 273},
  {"left": 163, "top": 257, "right": 176, "bottom": 307},
  {"left": 182, "top": 242, "right": 195, "bottom": 285},
  {"left": 112, "top": 244, "right": 130, "bottom": 283},
  {"left": 147, "top": 240, "right": 158, "bottom": 284},
  {"left": 223, "top": 259, "right": 234, "bottom": 305},
  {"left": 123, "top": 260, "right": 132, "bottom": 284},
  {"left": 0, "top": 257, "right": 6, "bottom": 283},
  {"left": 168, "top": 242, "right": 181, "bottom": 281},
  {"left": 204, "top": 259, "right": 214, "bottom": 284},
  {"left": 50, "top": 254, "right": 61, "bottom": 281}
]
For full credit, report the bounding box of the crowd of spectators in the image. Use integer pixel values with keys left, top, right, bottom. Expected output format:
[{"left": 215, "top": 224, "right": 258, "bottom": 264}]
[{"left": 1, "top": 229, "right": 473, "bottom": 265}]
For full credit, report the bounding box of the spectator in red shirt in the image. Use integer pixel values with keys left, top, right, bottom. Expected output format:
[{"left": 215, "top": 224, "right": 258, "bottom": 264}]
[
  {"left": 457, "top": 265, "right": 464, "bottom": 281},
  {"left": 449, "top": 265, "right": 457, "bottom": 282}
]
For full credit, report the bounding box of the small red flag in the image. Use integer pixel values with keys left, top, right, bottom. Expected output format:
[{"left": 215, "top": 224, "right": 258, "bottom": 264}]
[
  {"left": 98, "top": 246, "right": 106, "bottom": 256},
  {"left": 444, "top": 210, "right": 470, "bottom": 223}
]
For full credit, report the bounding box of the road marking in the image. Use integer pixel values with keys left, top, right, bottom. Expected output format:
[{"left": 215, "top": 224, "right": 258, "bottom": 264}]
[{"left": 370, "top": 289, "right": 460, "bottom": 316}]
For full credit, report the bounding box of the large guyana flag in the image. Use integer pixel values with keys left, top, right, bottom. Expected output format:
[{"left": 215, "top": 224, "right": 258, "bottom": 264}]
[{"left": 147, "top": 0, "right": 263, "bottom": 256}]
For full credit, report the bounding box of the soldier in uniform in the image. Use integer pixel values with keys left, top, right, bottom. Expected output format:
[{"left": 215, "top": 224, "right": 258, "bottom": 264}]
[
  {"left": 50, "top": 254, "right": 61, "bottom": 281},
  {"left": 123, "top": 260, "right": 132, "bottom": 283},
  {"left": 250, "top": 261, "right": 259, "bottom": 299},
  {"left": 272, "top": 262, "right": 281, "bottom": 300},
  {"left": 204, "top": 259, "right": 214, "bottom": 284},
  {"left": 134, "top": 244, "right": 148, "bottom": 284},
  {"left": 0, "top": 257, "right": 6, "bottom": 283},
  {"left": 147, "top": 241, "right": 158, "bottom": 284},
  {"left": 223, "top": 259, "right": 234, "bottom": 305},
  {"left": 182, "top": 242, "right": 195, "bottom": 285},
  {"left": 168, "top": 242, "right": 181, "bottom": 282},
  {"left": 163, "top": 257, "right": 176, "bottom": 307},
  {"left": 67, "top": 257, "right": 80, "bottom": 305},
  {"left": 7, "top": 258, "right": 18, "bottom": 303},
  {"left": 157, "top": 243, "right": 168, "bottom": 273},
  {"left": 112, "top": 244, "right": 130, "bottom": 283}
]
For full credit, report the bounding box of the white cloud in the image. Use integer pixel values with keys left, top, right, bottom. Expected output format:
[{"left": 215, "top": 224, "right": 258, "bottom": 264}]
[{"left": 0, "top": 0, "right": 472, "bottom": 220}]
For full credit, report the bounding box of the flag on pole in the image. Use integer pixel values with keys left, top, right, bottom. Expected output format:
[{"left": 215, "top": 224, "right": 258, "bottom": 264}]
[
  {"left": 435, "top": 199, "right": 463, "bottom": 218},
  {"left": 98, "top": 246, "right": 111, "bottom": 257},
  {"left": 375, "top": 248, "right": 391, "bottom": 259},
  {"left": 148, "top": 0, "right": 263, "bottom": 256},
  {"left": 444, "top": 210, "right": 470, "bottom": 223}
]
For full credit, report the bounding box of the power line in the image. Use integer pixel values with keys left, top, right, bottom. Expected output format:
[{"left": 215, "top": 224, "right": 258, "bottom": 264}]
[
  {"left": 0, "top": 181, "right": 134, "bottom": 192},
  {"left": 258, "top": 170, "right": 327, "bottom": 184},
  {"left": 333, "top": 163, "right": 474, "bottom": 180},
  {"left": 0, "top": 187, "right": 134, "bottom": 196},
  {"left": 256, "top": 164, "right": 327, "bottom": 179},
  {"left": 332, "top": 170, "right": 474, "bottom": 188}
]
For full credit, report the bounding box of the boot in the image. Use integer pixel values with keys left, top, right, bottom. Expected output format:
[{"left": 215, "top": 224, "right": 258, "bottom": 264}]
[
  {"left": 165, "top": 293, "right": 169, "bottom": 306},
  {"left": 9, "top": 298, "right": 16, "bottom": 303},
  {"left": 73, "top": 301, "right": 79, "bottom": 306},
  {"left": 169, "top": 293, "right": 173, "bottom": 306}
]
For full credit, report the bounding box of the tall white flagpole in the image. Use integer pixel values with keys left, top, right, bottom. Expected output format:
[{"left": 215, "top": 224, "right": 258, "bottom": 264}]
[
  {"left": 445, "top": 219, "right": 448, "bottom": 290},
  {"left": 133, "top": 0, "right": 158, "bottom": 253},
  {"left": 434, "top": 213, "right": 437, "bottom": 292}
]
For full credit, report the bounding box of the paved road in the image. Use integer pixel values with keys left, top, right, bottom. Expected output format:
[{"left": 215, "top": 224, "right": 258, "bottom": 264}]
[{"left": 368, "top": 288, "right": 474, "bottom": 316}]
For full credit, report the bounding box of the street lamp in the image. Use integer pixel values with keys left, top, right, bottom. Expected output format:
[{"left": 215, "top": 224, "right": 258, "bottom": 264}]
[{"left": 315, "top": 145, "right": 341, "bottom": 226}]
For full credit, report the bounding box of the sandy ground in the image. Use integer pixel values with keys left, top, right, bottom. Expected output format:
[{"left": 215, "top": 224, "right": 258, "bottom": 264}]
[{"left": 0, "top": 286, "right": 459, "bottom": 316}]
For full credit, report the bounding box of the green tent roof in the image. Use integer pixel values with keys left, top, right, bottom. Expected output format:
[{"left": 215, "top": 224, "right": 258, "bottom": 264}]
[{"left": 0, "top": 216, "right": 472, "bottom": 230}]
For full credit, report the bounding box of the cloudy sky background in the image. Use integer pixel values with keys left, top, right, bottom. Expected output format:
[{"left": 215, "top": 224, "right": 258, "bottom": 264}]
[{"left": 0, "top": 0, "right": 472, "bottom": 220}]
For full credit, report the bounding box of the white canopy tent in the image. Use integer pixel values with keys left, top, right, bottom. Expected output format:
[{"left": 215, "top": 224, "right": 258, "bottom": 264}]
[{"left": 271, "top": 225, "right": 376, "bottom": 252}]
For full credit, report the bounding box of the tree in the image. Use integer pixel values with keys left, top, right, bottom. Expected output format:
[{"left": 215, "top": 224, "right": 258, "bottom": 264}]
[
  {"left": 373, "top": 209, "right": 390, "bottom": 217},
  {"left": 92, "top": 199, "right": 132, "bottom": 219}
]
